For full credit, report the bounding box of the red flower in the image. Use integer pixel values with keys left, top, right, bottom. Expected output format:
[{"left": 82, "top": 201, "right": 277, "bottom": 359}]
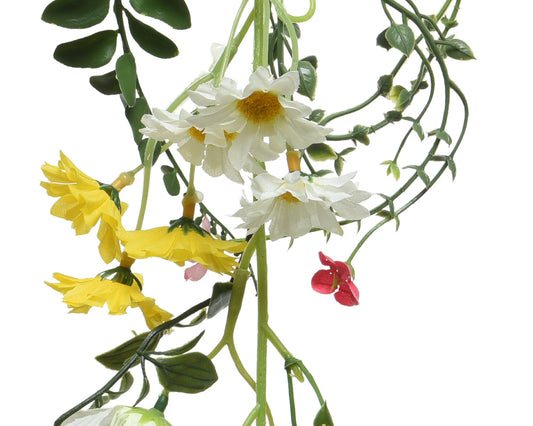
[{"left": 311, "top": 252, "right": 360, "bottom": 306}]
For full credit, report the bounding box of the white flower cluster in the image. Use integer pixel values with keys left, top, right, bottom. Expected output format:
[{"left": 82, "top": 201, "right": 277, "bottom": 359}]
[{"left": 141, "top": 66, "right": 371, "bottom": 240}]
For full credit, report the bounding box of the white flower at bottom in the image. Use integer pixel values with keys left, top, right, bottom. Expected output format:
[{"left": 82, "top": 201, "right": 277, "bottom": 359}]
[
  {"left": 234, "top": 171, "right": 371, "bottom": 241},
  {"left": 63, "top": 406, "right": 172, "bottom": 426}
]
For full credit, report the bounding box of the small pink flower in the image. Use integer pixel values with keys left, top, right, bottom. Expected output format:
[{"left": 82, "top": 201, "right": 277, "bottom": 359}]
[
  {"left": 184, "top": 216, "right": 211, "bottom": 281},
  {"left": 311, "top": 252, "right": 360, "bottom": 306}
]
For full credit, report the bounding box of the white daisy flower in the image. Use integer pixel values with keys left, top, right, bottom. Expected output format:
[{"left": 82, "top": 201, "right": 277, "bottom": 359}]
[
  {"left": 140, "top": 109, "right": 260, "bottom": 182},
  {"left": 188, "top": 67, "right": 331, "bottom": 169},
  {"left": 234, "top": 171, "right": 371, "bottom": 241}
]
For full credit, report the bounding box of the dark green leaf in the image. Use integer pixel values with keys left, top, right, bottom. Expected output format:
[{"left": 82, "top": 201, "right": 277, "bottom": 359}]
[
  {"left": 95, "top": 332, "right": 161, "bottom": 370},
  {"left": 385, "top": 110, "right": 402, "bottom": 122},
  {"left": 161, "top": 166, "right": 180, "bottom": 196},
  {"left": 107, "top": 372, "right": 134, "bottom": 400},
  {"left": 134, "top": 366, "right": 151, "bottom": 407},
  {"left": 42, "top": 0, "right": 109, "bottom": 29},
  {"left": 152, "top": 331, "right": 205, "bottom": 356},
  {"left": 376, "top": 28, "right": 392, "bottom": 50},
  {"left": 352, "top": 125, "right": 370, "bottom": 145},
  {"left": 385, "top": 24, "right": 415, "bottom": 56},
  {"left": 309, "top": 109, "right": 325, "bottom": 123},
  {"left": 442, "top": 38, "right": 475, "bottom": 60},
  {"left": 307, "top": 143, "right": 337, "bottom": 161},
  {"left": 116, "top": 53, "right": 137, "bottom": 107},
  {"left": 155, "top": 352, "right": 218, "bottom": 393},
  {"left": 54, "top": 30, "right": 118, "bottom": 68},
  {"left": 90, "top": 70, "right": 121, "bottom": 95},
  {"left": 338, "top": 147, "right": 355, "bottom": 156},
  {"left": 297, "top": 60, "right": 317, "bottom": 100},
  {"left": 314, "top": 401, "right": 334, "bottom": 426},
  {"left": 208, "top": 282, "right": 234, "bottom": 318},
  {"left": 301, "top": 55, "right": 318, "bottom": 69},
  {"left": 125, "top": 97, "right": 150, "bottom": 143},
  {"left": 334, "top": 157, "right": 344, "bottom": 176},
  {"left": 447, "top": 156, "right": 457, "bottom": 180},
  {"left": 125, "top": 10, "right": 179, "bottom": 59},
  {"left": 313, "top": 170, "right": 333, "bottom": 177},
  {"left": 129, "top": 0, "right": 191, "bottom": 30},
  {"left": 378, "top": 74, "right": 393, "bottom": 96}
]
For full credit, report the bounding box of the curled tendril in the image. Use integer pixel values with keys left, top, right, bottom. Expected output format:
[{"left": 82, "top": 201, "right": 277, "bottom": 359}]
[{"left": 283, "top": 0, "right": 316, "bottom": 22}]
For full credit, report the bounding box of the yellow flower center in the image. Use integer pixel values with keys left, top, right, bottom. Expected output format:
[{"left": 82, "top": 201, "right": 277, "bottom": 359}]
[
  {"left": 236, "top": 91, "right": 283, "bottom": 123},
  {"left": 188, "top": 127, "right": 206, "bottom": 143},
  {"left": 278, "top": 191, "right": 300, "bottom": 203}
]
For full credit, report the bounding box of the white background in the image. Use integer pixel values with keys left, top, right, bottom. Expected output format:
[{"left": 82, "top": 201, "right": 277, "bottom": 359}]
[{"left": 2, "top": 1, "right": 532, "bottom": 425}]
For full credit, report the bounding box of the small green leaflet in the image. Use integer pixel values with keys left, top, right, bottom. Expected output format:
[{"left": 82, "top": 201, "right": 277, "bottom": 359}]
[
  {"left": 385, "top": 23, "right": 415, "bottom": 56},
  {"left": 129, "top": 0, "right": 191, "bottom": 30},
  {"left": 54, "top": 30, "right": 118, "bottom": 68},
  {"left": 116, "top": 53, "right": 137, "bottom": 107},
  {"left": 314, "top": 401, "right": 334, "bottom": 426},
  {"left": 42, "top": 0, "right": 110, "bottom": 29}
]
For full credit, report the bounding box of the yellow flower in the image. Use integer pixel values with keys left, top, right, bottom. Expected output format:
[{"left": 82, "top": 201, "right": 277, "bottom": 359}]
[
  {"left": 120, "top": 225, "right": 246, "bottom": 276},
  {"left": 46, "top": 272, "right": 172, "bottom": 329},
  {"left": 41, "top": 152, "right": 129, "bottom": 263}
]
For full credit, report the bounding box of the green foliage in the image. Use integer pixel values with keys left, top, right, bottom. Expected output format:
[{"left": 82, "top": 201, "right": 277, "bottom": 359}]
[
  {"left": 125, "top": 97, "right": 150, "bottom": 144},
  {"left": 314, "top": 401, "right": 334, "bottom": 426},
  {"left": 404, "top": 165, "right": 430, "bottom": 188},
  {"left": 54, "top": 31, "right": 118, "bottom": 68},
  {"left": 428, "top": 128, "right": 452, "bottom": 145},
  {"left": 151, "top": 331, "right": 205, "bottom": 356},
  {"left": 352, "top": 125, "right": 370, "bottom": 145},
  {"left": 381, "top": 160, "right": 400, "bottom": 180},
  {"left": 297, "top": 60, "right": 317, "bottom": 100},
  {"left": 440, "top": 38, "right": 476, "bottom": 60},
  {"left": 309, "top": 109, "right": 325, "bottom": 123},
  {"left": 412, "top": 121, "right": 425, "bottom": 140},
  {"left": 207, "top": 282, "right": 234, "bottom": 319},
  {"left": 129, "top": 0, "right": 191, "bottom": 30},
  {"left": 90, "top": 70, "right": 121, "bottom": 95},
  {"left": 92, "top": 372, "right": 134, "bottom": 408},
  {"left": 378, "top": 74, "right": 393, "bottom": 96},
  {"left": 307, "top": 143, "right": 337, "bottom": 161},
  {"left": 95, "top": 332, "right": 161, "bottom": 370},
  {"left": 385, "top": 23, "right": 415, "bottom": 56},
  {"left": 161, "top": 166, "right": 181, "bottom": 196},
  {"left": 432, "top": 155, "right": 457, "bottom": 180},
  {"left": 116, "top": 53, "right": 137, "bottom": 107},
  {"left": 125, "top": 10, "right": 179, "bottom": 59},
  {"left": 376, "top": 28, "right": 392, "bottom": 50},
  {"left": 155, "top": 352, "right": 218, "bottom": 393},
  {"left": 42, "top": 0, "right": 110, "bottom": 29}
]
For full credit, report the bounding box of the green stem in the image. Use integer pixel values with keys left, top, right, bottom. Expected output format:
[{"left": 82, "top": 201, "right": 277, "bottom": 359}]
[
  {"left": 271, "top": 0, "right": 299, "bottom": 70},
  {"left": 135, "top": 138, "right": 156, "bottom": 230},
  {"left": 253, "top": 0, "right": 270, "bottom": 69},
  {"left": 256, "top": 225, "right": 269, "bottom": 426}
]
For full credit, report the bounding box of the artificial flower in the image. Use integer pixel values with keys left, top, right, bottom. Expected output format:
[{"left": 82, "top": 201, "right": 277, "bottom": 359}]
[
  {"left": 184, "top": 216, "right": 210, "bottom": 281},
  {"left": 41, "top": 152, "right": 129, "bottom": 263},
  {"left": 234, "top": 171, "right": 371, "bottom": 240},
  {"left": 63, "top": 405, "right": 172, "bottom": 426},
  {"left": 188, "top": 66, "right": 331, "bottom": 169},
  {"left": 45, "top": 272, "right": 172, "bottom": 329},
  {"left": 119, "top": 224, "right": 246, "bottom": 276},
  {"left": 140, "top": 109, "right": 261, "bottom": 182},
  {"left": 311, "top": 252, "right": 360, "bottom": 306}
]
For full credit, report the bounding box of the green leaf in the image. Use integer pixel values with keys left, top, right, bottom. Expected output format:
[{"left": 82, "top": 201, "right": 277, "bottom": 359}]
[
  {"left": 161, "top": 166, "right": 180, "bottom": 196},
  {"left": 155, "top": 352, "right": 218, "bottom": 393},
  {"left": 378, "top": 74, "right": 393, "bottom": 96},
  {"left": 314, "top": 401, "right": 334, "bottom": 426},
  {"left": 96, "top": 332, "right": 161, "bottom": 370},
  {"left": 116, "top": 53, "right": 137, "bottom": 107},
  {"left": 352, "top": 125, "right": 370, "bottom": 145},
  {"left": 134, "top": 367, "right": 151, "bottom": 407},
  {"left": 42, "top": 0, "right": 110, "bottom": 29},
  {"left": 404, "top": 165, "right": 430, "bottom": 188},
  {"left": 446, "top": 156, "right": 457, "bottom": 180},
  {"left": 89, "top": 70, "right": 121, "bottom": 95},
  {"left": 54, "top": 30, "right": 118, "bottom": 68},
  {"left": 301, "top": 55, "right": 318, "bottom": 69},
  {"left": 153, "top": 332, "right": 205, "bottom": 357},
  {"left": 207, "top": 282, "right": 234, "bottom": 319},
  {"left": 125, "top": 10, "right": 179, "bottom": 59},
  {"left": 441, "top": 38, "right": 476, "bottom": 60},
  {"left": 428, "top": 128, "right": 452, "bottom": 145},
  {"left": 376, "top": 28, "right": 392, "bottom": 50},
  {"left": 307, "top": 143, "right": 337, "bottom": 161},
  {"left": 125, "top": 97, "right": 150, "bottom": 143},
  {"left": 381, "top": 160, "right": 400, "bottom": 180},
  {"left": 129, "top": 0, "right": 191, "bottom": 30},
  {"left": 309, "top": 109, "right": 325, "bottom": 123},
  {"left": 385, "top": 24, "right": 415, "bottom": 56},
  {"left": 412, "top": 121, "right": 425, "bottom": 140},
  {"left": 334, "top": 157, "right": 344, "bottom": 176},
  {"left": 385, "top": 110, "right": 402, "bottom": 122},
  {"left": 338, "top": 147, "right": 355, "bottom": 156},
  {"left": 297, "top": 60, "right": 317, "bottom": 100}
]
